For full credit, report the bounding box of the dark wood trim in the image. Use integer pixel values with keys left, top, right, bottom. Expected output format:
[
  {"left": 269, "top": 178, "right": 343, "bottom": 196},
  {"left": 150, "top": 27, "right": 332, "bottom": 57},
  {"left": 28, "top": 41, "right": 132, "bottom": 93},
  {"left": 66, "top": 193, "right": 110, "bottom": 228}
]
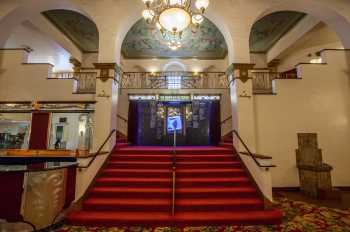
[
  {"left": 0, "top": 111, "right": 32, "bottom": 113},
  {"left": 335, "top": 186, "right": 350, "bottom": 191},
  {"left": 0, "top": 110, "right": 94, "bottom": 113},
  {"left": 0, "top": 164, "right": 77, "bottom": 173},
  {"left": 81, "top": 67, "right": 96, "bottom": 70},
  {"left": 46, "top": 78, "right": 73, "bottom": 80},
  {"left": 37, "top": 101, "right": 96, "bottom": 104},
  {"left": 0, "top": 101, "right": 32, "bottom": 104},
  {"left": 273, "top": 187, "right": 300, "bottom": 192},
  {"left": 295, "top": 62, "right": 327, "bottom": 66},
  {"left": 251, "top": 68, "right": 270, "bottom": 71},
  {"left": 41, "top": 110, "right": 95, "bottom": 113},
  {"left": 22, "top": 62, "right": 54, "bottom": 67}
]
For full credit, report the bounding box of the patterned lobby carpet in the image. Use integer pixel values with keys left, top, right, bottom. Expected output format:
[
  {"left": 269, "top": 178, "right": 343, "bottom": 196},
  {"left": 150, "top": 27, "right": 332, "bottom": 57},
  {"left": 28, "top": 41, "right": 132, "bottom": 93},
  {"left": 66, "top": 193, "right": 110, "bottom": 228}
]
[{"left": 54, "top": 196, "right": 350, "bottom": 232}]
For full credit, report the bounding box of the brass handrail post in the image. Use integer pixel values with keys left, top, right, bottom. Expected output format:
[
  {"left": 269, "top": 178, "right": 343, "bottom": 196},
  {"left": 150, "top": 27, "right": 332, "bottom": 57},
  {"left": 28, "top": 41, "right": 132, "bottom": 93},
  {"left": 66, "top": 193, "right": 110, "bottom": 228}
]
[
  {"left": 171, "top": 129, "right": 176, "bottom": 216},
  {"left": 172, "top": 167, "right": 176, "bottom": 216}
]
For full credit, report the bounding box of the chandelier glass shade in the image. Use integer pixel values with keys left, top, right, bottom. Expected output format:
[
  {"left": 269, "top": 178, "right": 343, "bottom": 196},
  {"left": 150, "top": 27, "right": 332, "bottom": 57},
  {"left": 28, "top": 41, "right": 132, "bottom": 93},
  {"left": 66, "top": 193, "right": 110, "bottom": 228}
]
[{"left": 141, "top": 0, "right": 209, "bottom": 49}]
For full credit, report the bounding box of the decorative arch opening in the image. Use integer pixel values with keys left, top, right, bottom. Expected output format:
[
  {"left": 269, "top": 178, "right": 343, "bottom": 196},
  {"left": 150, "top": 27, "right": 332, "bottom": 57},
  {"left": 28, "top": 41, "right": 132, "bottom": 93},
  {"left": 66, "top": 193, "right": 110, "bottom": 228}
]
[
  {"left": 1, "top": 6, "right": 99, "bottom": 72},
  {"left": 249, "top": 10, "right": 344, "bottom": 73}
]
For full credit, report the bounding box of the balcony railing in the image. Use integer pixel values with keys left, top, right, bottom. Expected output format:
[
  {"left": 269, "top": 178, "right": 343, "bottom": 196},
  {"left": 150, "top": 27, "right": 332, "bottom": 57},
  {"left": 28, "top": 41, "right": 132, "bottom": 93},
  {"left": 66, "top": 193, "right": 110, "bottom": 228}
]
[
  {"left": 73, "top": 72, "right": 97, "bottom": 94},
  {"left": 51, "top": 72, "right": 97, "bottom": 94},
  {"left": 120, "top": 72, "right": 229, "bottom": 89},
  {"left": 50, "top": 71, "right": 298, "bottom": 94},
  {"left": 252, "top": 71, "right": 299, "bottom": 94}
]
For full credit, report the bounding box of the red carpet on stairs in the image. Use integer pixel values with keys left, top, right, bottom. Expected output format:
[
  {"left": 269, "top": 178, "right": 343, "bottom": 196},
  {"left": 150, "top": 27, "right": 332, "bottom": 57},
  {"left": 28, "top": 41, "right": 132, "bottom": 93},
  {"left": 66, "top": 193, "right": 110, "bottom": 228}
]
[{"left": 67, "top": 144, "right": 282, "bottom": 227}]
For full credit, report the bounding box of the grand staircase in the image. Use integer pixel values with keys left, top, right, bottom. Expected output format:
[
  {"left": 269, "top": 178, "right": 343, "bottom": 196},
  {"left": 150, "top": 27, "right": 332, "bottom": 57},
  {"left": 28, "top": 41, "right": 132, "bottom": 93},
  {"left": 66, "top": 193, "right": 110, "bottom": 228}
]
[{"left": 67, "top": 144, "right": 282, "bottom": 227}]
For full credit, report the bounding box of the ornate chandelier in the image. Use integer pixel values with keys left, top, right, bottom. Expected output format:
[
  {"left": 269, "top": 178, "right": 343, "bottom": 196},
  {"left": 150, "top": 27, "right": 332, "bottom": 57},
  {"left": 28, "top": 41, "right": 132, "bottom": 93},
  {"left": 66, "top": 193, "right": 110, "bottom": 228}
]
[{"left": 141, "top": 0, "right": 209, "bottom": 49}]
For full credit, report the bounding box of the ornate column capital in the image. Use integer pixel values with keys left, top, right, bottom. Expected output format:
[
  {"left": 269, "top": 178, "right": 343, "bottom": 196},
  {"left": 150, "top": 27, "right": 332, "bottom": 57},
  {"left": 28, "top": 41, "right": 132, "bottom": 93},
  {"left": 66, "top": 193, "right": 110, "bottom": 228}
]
[
  {"left": 267, "top": 59, "right": 280, "bottom": 72},
  {"left": 93, "top": 63, "right": 121, "bottom": 82},
  {"left": 69, "top": 57, "right": 82, "bottom": 73},
  {"left": 226, "top": 63, "right": 255, "bottom": 83}
]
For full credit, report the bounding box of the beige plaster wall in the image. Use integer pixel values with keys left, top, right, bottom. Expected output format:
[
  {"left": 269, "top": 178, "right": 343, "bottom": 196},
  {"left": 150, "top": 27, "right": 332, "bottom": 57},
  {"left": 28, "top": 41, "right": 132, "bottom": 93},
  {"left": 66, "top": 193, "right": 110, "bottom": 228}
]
[
  {"left": 254, "top": 50, "right": 350, "bottom": 187},
  {"left": 250, "top": 53, "right": 267, "bottom": 69},
  {"left": 0, "top": 49, "right": 94, "bottom": 101},
  {"left": 121, "top": 57, "right": 228, "bottom": 72},
  {"left": 276, "top": 23, "right": 343, "bottom": 72}
]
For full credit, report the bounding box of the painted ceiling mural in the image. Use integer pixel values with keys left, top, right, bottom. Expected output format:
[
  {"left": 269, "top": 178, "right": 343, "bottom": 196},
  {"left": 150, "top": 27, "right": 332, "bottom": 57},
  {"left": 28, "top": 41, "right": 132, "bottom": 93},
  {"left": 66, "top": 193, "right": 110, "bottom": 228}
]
[
  {"left": 43, "top": 10, "right": 99, "bottom": 53},
  {"left": 42, "top": 10, "right": 305, "bottom": 58},
  {"left": 121, "top": 18, "right": 228, "bottom": 59},
  {"left": 250, "top": 11, "right": 306, "bottom": 53}
]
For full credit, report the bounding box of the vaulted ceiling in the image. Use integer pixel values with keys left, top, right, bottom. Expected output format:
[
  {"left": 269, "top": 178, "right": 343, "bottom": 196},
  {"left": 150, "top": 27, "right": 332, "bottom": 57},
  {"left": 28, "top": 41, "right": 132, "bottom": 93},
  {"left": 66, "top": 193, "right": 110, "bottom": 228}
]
[
  {"left": 122, "top": 18, "right": 228, "bottom": 59},
  {"left": 43, "top": 10, "right": 99, "bottom": 53},
  {"left": 250, "top": 11, "right": 306, "bottom": 53},
  {"left": 42, "top": 10, "right": 305, "bottom": 58}
]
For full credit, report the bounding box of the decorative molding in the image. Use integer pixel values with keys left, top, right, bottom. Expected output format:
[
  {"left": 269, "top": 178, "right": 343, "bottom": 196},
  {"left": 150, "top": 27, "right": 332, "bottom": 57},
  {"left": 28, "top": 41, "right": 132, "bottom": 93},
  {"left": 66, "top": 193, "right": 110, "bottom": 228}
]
[
  {"left": 93, "top": 63, "right": 121, "bottom": 82},
  {"left": 97, "top": 90, "right": 110, "bottom": 99},
  {"left": 69, "top": 57, "right": 82, "bottom": 73},
  {"left": 23, "top": 169, "right": 66, "bottom": 229},
  {"left": 226, "top": 63, "right": 255, "bottom": 83}
]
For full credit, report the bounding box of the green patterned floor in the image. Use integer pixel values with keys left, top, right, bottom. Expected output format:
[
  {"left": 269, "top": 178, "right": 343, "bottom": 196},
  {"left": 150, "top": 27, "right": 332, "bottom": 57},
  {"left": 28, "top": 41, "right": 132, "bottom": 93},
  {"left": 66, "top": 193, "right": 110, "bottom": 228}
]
[{"left": 55, "top": 196, "right": 350, "bottom": 232}]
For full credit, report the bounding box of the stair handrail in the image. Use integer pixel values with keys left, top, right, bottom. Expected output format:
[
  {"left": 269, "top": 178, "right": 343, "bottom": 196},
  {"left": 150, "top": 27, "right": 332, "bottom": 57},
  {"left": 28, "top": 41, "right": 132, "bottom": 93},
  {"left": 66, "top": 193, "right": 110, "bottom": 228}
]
[
  {"left": 232, "top": 130, "right": 276, "bottom": 170},
  {"left": 220, "top": 115, "right": 232, "bottom": 125},
  {"left": 171, "top": 129, "right": 176, "bottom": 215},
  {"left": 78, "top": 129, "right": 116, "bottom": 169},
  {"left": 117, "top": 114, "right": 128, "bottom": 123}
]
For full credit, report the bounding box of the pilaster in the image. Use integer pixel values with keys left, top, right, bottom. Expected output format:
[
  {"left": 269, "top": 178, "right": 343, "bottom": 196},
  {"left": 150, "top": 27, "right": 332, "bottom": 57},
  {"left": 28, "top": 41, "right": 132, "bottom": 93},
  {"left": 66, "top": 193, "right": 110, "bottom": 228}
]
[
  {"left": 92, "top": 63, "right": 121, "bottom": 152},
  {"left": 227, "top": 63, "right": 257, "bottom": 152}
]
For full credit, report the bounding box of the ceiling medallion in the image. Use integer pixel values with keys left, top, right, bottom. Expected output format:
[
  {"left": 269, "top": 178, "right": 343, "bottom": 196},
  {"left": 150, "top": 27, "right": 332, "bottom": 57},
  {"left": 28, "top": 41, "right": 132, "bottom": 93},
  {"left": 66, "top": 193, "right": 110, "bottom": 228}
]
[{"left": 141, "top": 0, "right": 209, "bottom": 50}]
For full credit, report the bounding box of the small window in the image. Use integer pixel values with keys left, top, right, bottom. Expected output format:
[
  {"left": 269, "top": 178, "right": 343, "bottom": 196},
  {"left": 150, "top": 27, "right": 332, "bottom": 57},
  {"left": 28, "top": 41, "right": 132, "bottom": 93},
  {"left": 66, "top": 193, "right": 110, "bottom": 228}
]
[{"left": 167, "top": 76, "right": 182, "bottom": 89}]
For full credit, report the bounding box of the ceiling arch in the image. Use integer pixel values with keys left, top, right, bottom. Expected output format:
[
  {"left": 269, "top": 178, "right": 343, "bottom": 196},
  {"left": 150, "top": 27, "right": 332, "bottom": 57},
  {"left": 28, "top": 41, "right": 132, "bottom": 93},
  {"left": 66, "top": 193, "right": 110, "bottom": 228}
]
[
  {"left": 251, "top": 0, "right": 350, "bottom": 50},
  {"left": 249, "top": 11, "right": 306, "bottom": 53},
  {"left": 43, "top": 9, "right": 99, "bottom": 53},
  {"left": 121, "top": 17, "right": 228, "bottom": 59}
]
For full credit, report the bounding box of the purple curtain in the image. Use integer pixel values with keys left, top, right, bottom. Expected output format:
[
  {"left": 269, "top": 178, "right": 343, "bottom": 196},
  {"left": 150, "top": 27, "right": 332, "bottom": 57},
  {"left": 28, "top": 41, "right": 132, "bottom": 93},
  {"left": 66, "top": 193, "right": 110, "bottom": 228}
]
[
  {"left": 128, "top": 101, "right": 138, "bottom": 145},
  {"left": 209, "top": 101, "right": 221, "bottom": 145}
]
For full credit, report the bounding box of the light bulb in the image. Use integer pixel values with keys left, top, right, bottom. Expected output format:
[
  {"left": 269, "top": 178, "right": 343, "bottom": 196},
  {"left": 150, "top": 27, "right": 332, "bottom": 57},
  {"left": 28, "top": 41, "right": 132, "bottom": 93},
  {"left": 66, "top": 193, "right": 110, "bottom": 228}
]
[
  {"left": 142, "top": 0, "right": 154, "bottom": 6},
  {"left": 192, "top": 14, "right": 204, "bottom": 25},
  {"left": 195, "top": 0, "right": 209, "bottom": 11},
  {"left": 171, "top": 0, "right": 184, "bottom": 6},
  {"left": 159, "top": 8, "right": 191, "bottom": 32},
  {"left": 142, "top": 9, "right": 154, "bottom": 21}
]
